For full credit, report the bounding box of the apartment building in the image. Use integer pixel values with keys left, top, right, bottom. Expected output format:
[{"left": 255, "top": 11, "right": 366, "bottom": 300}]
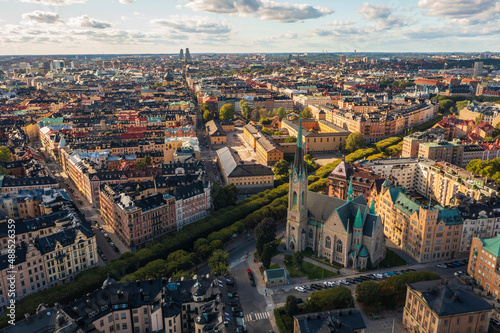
[
  {"left": 0, "top": 188, "right": 70, "bottom": 220},
  {"left": 378, "top": 182, "right": 463, "bottom": 263},
  {"left": 99, "top": 183, "right": 176, "bottom": 250},
  {"left": 171, "top": 180, "right": 211, "bottom": 231},
  {"left": 468, "top": 235, "right": 500, "bottom": 299},
  {"left": 403, "top": 279, "right": 492, "bottom": 333},
  {"left": 0, "top": 175, "right": 59, "bottom": 195},
  {"left": 459, "top": 101, "right": 500, "bottom": 126},
  {"left": 3, "top": 275, "right": 244, "bottom": 333}
]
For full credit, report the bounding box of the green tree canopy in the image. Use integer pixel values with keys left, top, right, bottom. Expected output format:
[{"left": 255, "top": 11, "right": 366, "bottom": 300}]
[
  {"left": 276, "top": 107, "right": 286, "bottom": 118},
  {"left": 285, "top": 295, "right": 299, "bottom": 316},
  {"left": 208, "top": 250, "right": 229, "bottom": 276},
  {"left": 211, "top": 183, "right": 238, "bottom": 210},
  {"left": 200, "top": 102, "right": 209, "bottom": 114},
  {"left": 219, "top": 103, "right": 235, "bottom": 120},
  {"left": 273, "top": 159, "right": 289, "bottom": 179},
  {"left": 261, "top": 244, "right": 271, "bottom": 269},
  {"left": 356, "top": 280, "right": 381, "bottom": 304},
  {"left": 262, "top": 127, "right": 274, "bottom": 136},
  {"left": 203, "top": 110, "right": 213, "bottom": 123},
  {"left": 0, "top": 146, "right": 11, "bottom": 162},
  {"left": 345, "top": 132, "right": 366, "bottom": 153},
  {"left": 240, "top": 100, "right": 253, "bottom": 119},
  {"left": 309, "top": 286, "right": 353, "bottom": 311},
  {"left": 285, "top": 136, "right": 297, "bottom": 143},
  {"left": 301, "top": 107, "right": 313, "bottom": 119},
  {"left": 135, "top": 161, "right": 146, "bottom": 170},
  {"left": 255, "top": 217, "right": 277, "bottom": 243}
]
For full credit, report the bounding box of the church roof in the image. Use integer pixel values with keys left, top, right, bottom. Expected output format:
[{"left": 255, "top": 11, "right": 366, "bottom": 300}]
[
  {"left": 307, "top": 191, "right": 345, "bottom": 221},
  {"left": 359, "top": 245, "right": 369, "bottom": 258},
  {"left": 354, "top": 208, "right": 363, "bottom": 229},
  {"left": 363, "top": 214, "right": 378, "bottom": 236}
]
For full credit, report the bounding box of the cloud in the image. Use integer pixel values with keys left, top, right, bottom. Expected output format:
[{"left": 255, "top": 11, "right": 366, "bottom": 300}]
[
  {"left": 183, "top": 0, "right": 333, "bottom": 22},
  {"left": 151, "top": 16, "right": 231, "bottom": 34},
  {"left": 21, "top": 11, "right": 64, "bottom": 24},
  {"left": 68, "top": 15, "right": 111, "bottom": 29},
  {"left": 357, "top": 3, "right": 391, "bottom": 20},
  {"left": 418, "top": 0, "right": 500, "bottom": 21},
  {"left": 325, "top": 20, "right": 355, "bottom": 26},
  {"left": 19, "top": 0, "right": 86, "bottom": 5},
  {"left": 119, "top": 0, "right": 136, "bottom": 3},
  {"left": 356, "top": 3, "right": 410, "bottom": 30}
]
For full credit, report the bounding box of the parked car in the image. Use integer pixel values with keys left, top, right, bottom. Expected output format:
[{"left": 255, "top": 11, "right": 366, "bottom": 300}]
[
  {"left": 113, "top": 246, "right": 120, "bottom": 253},
  {"left": 295, "top": 286, "right": 305, "bottom": 292},
  {"left": 346, "top": 278, "right": 355, "bottom": 284},
  {"left": 101, "top": 255, "right": 107, "bottom": 262},
  {"left": 247, "top": 269, "right": 254, "bottom": 281},
  {"left": 454, "top": 271, "right": 464, "bottom": 277},
  {"left": 437, "top": 264, "right": 447, "bottom": 268}
]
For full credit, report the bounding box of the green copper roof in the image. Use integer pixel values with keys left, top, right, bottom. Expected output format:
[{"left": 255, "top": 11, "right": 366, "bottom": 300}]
[
  {"left": 370, "top": 200, "right": 375, "bottom": 214},
  {"left": 347, "top": 177, "right": 353, "bottom": 202},
  {"left": 481, "top": 234, "right": 500, "bottom": 257},
  {"left": 354, "top": 207, "right": 363, "bottom": 229},
  {"left": 297, "top": 116, "right": 303, "bottom": 149},
  {"left": 359, "top": 245, "right": 369, "bottom": 258},
  {"left": 382, "top": 179, "right": 391, "bottom": 187}
]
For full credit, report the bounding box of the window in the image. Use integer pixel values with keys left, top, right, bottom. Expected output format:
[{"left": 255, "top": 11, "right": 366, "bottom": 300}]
[
  {"left": 121, "top": 313, "right": 126, "bottom": 319},
  {"left": 122, "top": 323, "right": 127, "bottom": 330},
  {"left": 469, "top": 316, "right": 473, "bottom": 323},
  {"left": 336, "top": 240, "right": 343, "bottom": 253},
  {"left": 325, "top": 236, "right": 331, "bottom": 249},
  {"left": 309, "top": 229, "right": 313, "bottom": 239}
]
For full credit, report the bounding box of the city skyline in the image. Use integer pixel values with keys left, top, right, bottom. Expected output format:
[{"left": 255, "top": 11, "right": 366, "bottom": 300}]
[{"left": 0, "top": 0, "right": 499, "bottom": 55}]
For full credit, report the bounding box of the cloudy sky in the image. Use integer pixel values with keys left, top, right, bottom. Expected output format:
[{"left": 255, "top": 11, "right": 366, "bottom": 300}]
[{"left": 0, "top": 0, "right": 499, "bottom": 55}]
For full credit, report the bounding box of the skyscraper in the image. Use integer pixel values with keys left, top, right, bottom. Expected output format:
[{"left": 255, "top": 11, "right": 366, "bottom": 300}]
[
  {"left": 185, "top": 48, "right": 191, "bottom": 60},
  {"left": 473, "top": 61, "right": 483, "bottom": 77},
  {"left": 179, "top": 49, "right": 184, "bottom": 59}
]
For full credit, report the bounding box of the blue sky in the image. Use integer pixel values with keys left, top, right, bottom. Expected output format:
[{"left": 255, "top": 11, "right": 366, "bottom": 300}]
[{"left": 0, "top": 0, "right": 499, "bottom": 55}]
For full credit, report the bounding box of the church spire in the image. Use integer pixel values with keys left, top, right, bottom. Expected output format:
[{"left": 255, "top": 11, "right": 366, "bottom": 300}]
[
  {"left": 293, "top": 116, "right": 305, "bottom": 176},
  {"left": 347, "top": 176, "right": 353, "bottom": 202},
  {"left": 370, "top": 199, "right": 375, "bottom": 214}
]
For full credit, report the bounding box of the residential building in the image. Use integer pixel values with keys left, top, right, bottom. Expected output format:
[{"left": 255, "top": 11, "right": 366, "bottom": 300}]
[
  {"left": 99, "top": 182, "right": 176, "bottom": 250},
  {"left": 256, "top": 135, "right": 284, "bottom": 166},
  {"left": 286, "top": 117, "right": 385, "bottom": 269},
  {"left": 377, "top": 181, "right": 463, "bottom": 263},
  {"left": 328, "top": 159, "right": 385, "bottom": 203},
  {"left": 205, "top": 119, "right": 227, "bottom": 145},
  {"left": 0, "top": 175, "right": 59, "bottom": 195},
  {"left": 403, "top": 279, "right": 492, "bottom": 333},
  {"left": 459, "top": 101, "right": 500, "bottom": 127},
  {"left": 468, "top": 235, "right": 500, "bottom": 299}
]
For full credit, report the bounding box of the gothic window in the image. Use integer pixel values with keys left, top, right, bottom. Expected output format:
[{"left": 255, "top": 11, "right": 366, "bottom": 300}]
[
  {"left": 325, "top": 236, "right": 331, "bottom": 249},
  {"left": 337, "top": 240, "right": 343, "bottom": 253},
  {"left": 293, "top": 192, "right": 297, "bottom": 206},
  {"left": 309, "top": 229, "right": 313, "bottom": 239}
]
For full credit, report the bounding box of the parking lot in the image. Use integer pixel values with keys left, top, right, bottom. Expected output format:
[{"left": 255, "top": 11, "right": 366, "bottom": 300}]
[{"left": 226, "top": 127, "right": 257, "bottom": 164}]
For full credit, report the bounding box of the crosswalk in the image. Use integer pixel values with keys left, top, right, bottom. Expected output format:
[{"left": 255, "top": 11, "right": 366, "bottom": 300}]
[
  {"left": 244, "top": 311, "right": 270, "bottom": 322},
  {"left": 229, "top": 254, "right": 248, "bottom": 268}
]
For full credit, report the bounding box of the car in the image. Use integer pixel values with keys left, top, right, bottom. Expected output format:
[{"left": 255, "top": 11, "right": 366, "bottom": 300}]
[
  {"left": 452, "top": 262, "right": 462, "bottom": 267},
  {"left": 354, "top": 278, "right": 364, "bottom": 283},
  {"left": 340, "top": 280, "right": 349, "bottom": 285},
  {"left": 393, "top": 271, "right": 403, "bottom": 275},
  {"left": 437, "top": 264, "right": 447, "bottom": 268},
  {"left": 305, "top": 285, "right": 312, "bottom": 290},
  {"left": 454, "top": 271, "right": 464, "bottom": 277},
  {"left": 346, "top": 278, "right": 355, "bottom": 284},
  {"left": 78, "top": 200, "right": 84, "bottom": 205},
  {"left": 375, "top": 273, "right": 384, "bottom": 279},
  {"left": 101, "top": 255, "right": 107, "bottom": 262},
  {"left": 113, "top": 246, "right": 120, "bottom": 253},
  {"left": 247, "top": 269, "right": 254, "bottom": 280},
  {"left": 295, "top": 286, "right": 305, "bottom": 292},
  {"left": 103, "top": 233, "right": 109, "bottom": 238},
  {"left": 110, "top": 242, "right": 116, "bottom": 248},
  {"left": 446, "top": 263, "right": 456, "bottom": 268}
]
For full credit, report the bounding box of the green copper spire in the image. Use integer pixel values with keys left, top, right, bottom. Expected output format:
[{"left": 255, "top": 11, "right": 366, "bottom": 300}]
[
  {"left": 297, "top": 115, "right": 303, "bottom": 149},
  {"left": 354, "top": 207, "right": 363, "bottom": 229},
  {"left": 370, "top": 199, "right": 375, "bottom": 214},
  {"left": 347, "top": 177, "right": 353, "bottom": 202}
]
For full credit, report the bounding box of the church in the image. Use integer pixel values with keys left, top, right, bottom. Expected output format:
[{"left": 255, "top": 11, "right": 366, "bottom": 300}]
[{"left": 285, "top": 117, "right": 386, "bottom": 269}]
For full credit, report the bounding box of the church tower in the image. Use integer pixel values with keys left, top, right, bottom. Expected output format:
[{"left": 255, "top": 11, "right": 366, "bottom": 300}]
[{"left": 286, "top": 116, "right": 308, "bottom": 252}]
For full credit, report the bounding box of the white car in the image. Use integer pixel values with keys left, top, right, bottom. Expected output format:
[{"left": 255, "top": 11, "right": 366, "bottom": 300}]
[
  {"left": 295, "top": 286, "right": 305, "bottom": 292},
  {"left": 454, "top": 271, "right": 464, "bottom": 277},
  {"left": 375, "top": 273, "right": 384, "bottom": 279},
  {"left": 437, "top": 264, "right": 447, "bottom": 269},
  {"left": 340, "top": 280, "right": 349, "bottom": 285}
]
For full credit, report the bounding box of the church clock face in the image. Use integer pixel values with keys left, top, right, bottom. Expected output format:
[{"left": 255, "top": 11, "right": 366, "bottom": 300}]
[{"left": 293, "top": 178, "right": 298, "bottom": 183}]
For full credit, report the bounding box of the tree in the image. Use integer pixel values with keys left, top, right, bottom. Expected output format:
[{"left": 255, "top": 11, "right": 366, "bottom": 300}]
[
  {"left": 0, "top": 146, "right": 11, "bottom": 162},
  {"left": 219, "top": 104, "right": 235, "bottom": 120},
  {"left": 301, "top": 108, "right": 313, "bottom": 119},
  {"left": 438, "top": 99, "right": 454, "bottom": 114},
  {"left": 256, "top": 234, "right": 266, "bottom": 256},
  {"left": 285, "top": 136, "right": 297, "bottom": 143},
  {"left": 255, "top": 217, "right": 277, "bottom": 243},
  {"left": 212, "top": 183, "right": 238, "bottom": 210},
  {"left": 292, "top": 251, "right": 304, "bottom": 268},
  {"left": 475, "top": 113, "right": 484, "bottom": 126},
  {"left": 203, "top": 110, "right": 213, "bottom": 123},
  {"left": 144, "top": 155, "right": 152, "bottom": 165},
  {"left": 455, "top": 100, "right": 469, "bottom": 113},
  {"left": 345, "top": 132, "right": 366, "bottom": 153},
  {"left": 309, "top": 286, "right": 353, "bottom": 311},
  {"left": 200, "top": 102, "right": 209, "bottom": 114},
  {"left": 262, "top": 127, "right": 274, "bottom": 136},
  {"left": 356, "top": 281, "right": 381, "bottom": 304},
  {"left": 261, "top": 244, "right": 271, "bottom": 269},
  {"left": 285, "top": 295, "right": 299, "bottom": 316},
  {"left": 135, "top": 161, "right": 146, "bottom": 170},
  {"left": 273, "top": 159, "right": 289, "bottom": 179},
  {"left": 208, "top": 250, "right": 229, "bottom": 276},
  {"left": 276, "top": 107, "right": 287, "bottom": 119},
  {"left": 240, "top": 100, "right": 252, "bottom": 119}
]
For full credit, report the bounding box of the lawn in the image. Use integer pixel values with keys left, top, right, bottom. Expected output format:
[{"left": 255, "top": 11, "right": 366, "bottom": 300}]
[
  {"left": 284, "top": 259, "right": 337, "bottom": 280},
  {"left": 360, "top": 249, "right": 407, "bottom": 271},
  {"left": 302, "top": 248, "right": 343, "bottom": 271}
]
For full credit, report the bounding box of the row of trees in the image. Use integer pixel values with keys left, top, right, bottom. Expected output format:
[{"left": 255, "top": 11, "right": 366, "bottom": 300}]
[
  {"left": 356, "top": 271, "right": 440, "bottom": 308},
  {"left": 467, "top": 158, "right": 500, "bottom": 184}
]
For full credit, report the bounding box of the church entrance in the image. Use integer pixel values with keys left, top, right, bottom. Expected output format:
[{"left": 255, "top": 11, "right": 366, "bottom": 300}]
[{"left": 290, "top": 242, "right": 295, "bottom": 250}]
